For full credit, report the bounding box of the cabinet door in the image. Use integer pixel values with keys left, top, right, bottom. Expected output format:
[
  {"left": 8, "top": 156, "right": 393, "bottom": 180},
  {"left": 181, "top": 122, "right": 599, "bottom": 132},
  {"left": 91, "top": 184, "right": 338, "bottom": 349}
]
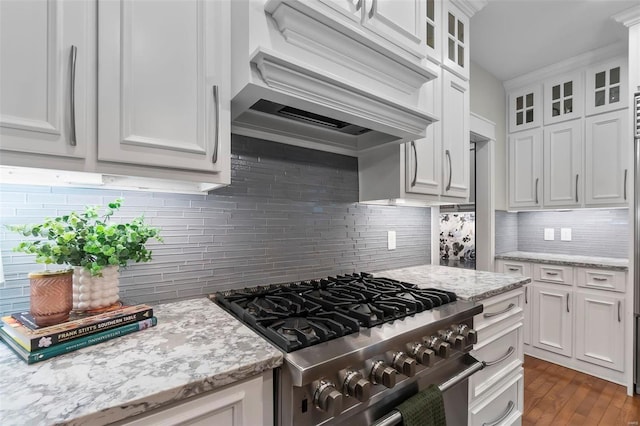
[
  {"left": 363, "top": 0, "right": 426, "bottom": 60},
  {"left": 441, "top": 2, "right": 469, "bottom": 80},
  {"left": 575, "top": 291, "right": 624, "bottom": 372},
  {"left": 508, "top": 85, "right": 542, "bottom": 133},
  {"left": 523, "top": 285, "right": 531, "bottom": 346},
  {"left": 584, "top": 110, "right": 629, "bottom": 206},
  {"left": 441, "top": 70, "right": 469, "bottom": 199},
  {"left": 543, "top": 120, "right": 582, "bottom": 207},
  {"left": 532, "top": 284, "right": 572, "bottom": 357},
  {"left": 508, "top": 128, "right": 542, "bottom": 209},
  {"left": 98, "top": 0, "right": 230, "bottom": 173},
  {"left": 585, "top": 57, "right": 628, "bottom": 116},
  {"left": 0, "top": 0, "right": 90, "bottom": 158},
  {"left": 424, "top": 0, "right": 442, "bottom": 64},
  {"left": 543, "top": 71, "right": 583, "bottom": 125}
]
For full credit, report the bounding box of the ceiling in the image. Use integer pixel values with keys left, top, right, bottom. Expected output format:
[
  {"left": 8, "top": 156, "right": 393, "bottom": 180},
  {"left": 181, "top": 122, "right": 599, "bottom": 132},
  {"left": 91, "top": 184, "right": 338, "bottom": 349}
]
[{"left": 470, "top": 0, "right": 637, "bottom": 82}]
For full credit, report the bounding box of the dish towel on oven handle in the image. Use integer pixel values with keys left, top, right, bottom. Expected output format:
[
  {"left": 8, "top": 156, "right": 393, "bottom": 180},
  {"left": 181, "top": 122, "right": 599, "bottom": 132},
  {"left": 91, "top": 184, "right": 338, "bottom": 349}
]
[{"left": 395, "top": 384, "right": 446, "bottom": 426}]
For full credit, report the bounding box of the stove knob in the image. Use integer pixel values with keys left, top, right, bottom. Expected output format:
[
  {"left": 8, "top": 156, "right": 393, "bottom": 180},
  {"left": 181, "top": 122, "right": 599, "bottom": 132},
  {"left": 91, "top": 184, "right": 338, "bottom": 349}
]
[
  {"left": 452, "top": 324, "right": 478, "bottom": 345},
  {"left": 314, "top": 381, "right": 343, "bottom": 416},
  {"left": 392, "top": 352, "right": 417, "bottom": 377},
  {"left": 370, "top": 360, "right": 397, "bottom": 388},
  {"left": 342, "top": 371, "right": 372, "bottom": 402},
  {"left": 438, "top": 329, "right": 466, "bottom": 351},
  {"left": 423, "top": 336, "right": 452, "bottom": 359},
  {"left": 409, "top": 343, "right": 436, "bottom": 367}
]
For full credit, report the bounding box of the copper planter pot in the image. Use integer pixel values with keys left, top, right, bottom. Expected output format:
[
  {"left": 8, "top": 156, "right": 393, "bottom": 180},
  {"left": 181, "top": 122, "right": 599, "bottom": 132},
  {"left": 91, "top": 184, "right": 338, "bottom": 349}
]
[{"left": 28, "top": 270, "right": 73, "bottom": 326}]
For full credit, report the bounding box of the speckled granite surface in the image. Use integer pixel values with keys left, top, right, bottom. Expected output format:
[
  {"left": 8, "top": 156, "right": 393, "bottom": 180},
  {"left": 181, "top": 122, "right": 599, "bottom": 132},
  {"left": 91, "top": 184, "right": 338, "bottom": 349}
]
[
  {"left": 495, "top": 251, "right": 629, "bottom": 271},
  {"left": 0, "top": 298, "right": 283, "bottom": 426},
  {"left": 374, "top": 265, "right": 530, "bottom": 301}
]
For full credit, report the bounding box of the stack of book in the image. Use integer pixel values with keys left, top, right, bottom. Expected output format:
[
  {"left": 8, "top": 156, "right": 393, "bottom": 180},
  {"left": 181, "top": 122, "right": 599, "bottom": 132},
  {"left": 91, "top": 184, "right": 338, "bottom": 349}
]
[{"left": 0, "top": 304, "right": 156, "bottom": 364}]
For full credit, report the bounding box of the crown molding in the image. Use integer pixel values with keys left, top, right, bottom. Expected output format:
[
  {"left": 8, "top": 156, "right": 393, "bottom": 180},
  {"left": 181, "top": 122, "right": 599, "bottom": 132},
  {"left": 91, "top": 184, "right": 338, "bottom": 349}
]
[
  {"left": 451, "top": 0, "right": 488, "bottom": 18},
  {"left": 613, "top": 5, "right": 640, "bottom": 27}
]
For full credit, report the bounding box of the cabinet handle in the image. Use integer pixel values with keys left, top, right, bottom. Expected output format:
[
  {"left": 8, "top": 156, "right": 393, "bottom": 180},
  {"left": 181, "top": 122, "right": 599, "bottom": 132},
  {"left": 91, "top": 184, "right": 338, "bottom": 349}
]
[
  {"left": 482, "top": 401, "right": 515, "bottom": 426},
  {"left": 592, "top": 277, "right": 608, "bottom": 282},
  {"left": 355, "top": 0, "right": 362, "bottom": 11},
  {"left": 483, "top": 303, "right": 515, "bottom": 318},
  {"left": 624, "top": 169, "right": 628, "bottom": 201},
  {"left": 484, "top": 346, "right": 515, "bottom": 367},
  {"left": 507, "top": 267, "right": 520, "bottom": 272},
  {"left": 445, "top": 149, "right": 452, "bottom": 191},
  {"left": 545, "top": 271, "right": 559, "bottom": 276},
  {"left": 575, "top": 174, "right": 579, "bottom": 203},
  {"left": 368, "top": 0, "right": 376, "bottom": 18},
  {"left": 618, "top": 301, "right": 621, "bottom": 322},
  {"left": 525, "top": 286, "right": 528, "bottom": 304},
  {"left": 535, "top": 177, "right": 539, "bottom": 204},
  {"left": 566, "top": 293, "right": 570, "bottom": 313},
  {"left": 411, "top": 141, "right": 418, "bottom": 187},
  {"left": 69, "top": 45, "right": 78, "bottom": 147},
  {"left": 212, "top": 85, "right": 220, "bottom": 164}
]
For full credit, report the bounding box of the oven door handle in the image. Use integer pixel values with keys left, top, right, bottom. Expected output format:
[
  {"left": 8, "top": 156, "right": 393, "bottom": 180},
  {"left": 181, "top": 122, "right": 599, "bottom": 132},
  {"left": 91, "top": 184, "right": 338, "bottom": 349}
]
[{"left": 371, "top": 355, "right": 485, "bottom": 426}]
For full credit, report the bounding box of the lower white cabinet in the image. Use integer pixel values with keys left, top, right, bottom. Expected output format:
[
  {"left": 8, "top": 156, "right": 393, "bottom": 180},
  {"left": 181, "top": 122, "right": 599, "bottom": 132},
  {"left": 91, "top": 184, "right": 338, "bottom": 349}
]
[
  {"left": 495, "top": 260, "right": 532, "bottom": 346},
  {"left": 469, "top": 369, "right": 524, "bottom": 426},
  {"left": 117, "top": 372, "right": 273, "bottom": 426},
  {"left": 531, "top": 283, "right": 573, "bottom": 357}
]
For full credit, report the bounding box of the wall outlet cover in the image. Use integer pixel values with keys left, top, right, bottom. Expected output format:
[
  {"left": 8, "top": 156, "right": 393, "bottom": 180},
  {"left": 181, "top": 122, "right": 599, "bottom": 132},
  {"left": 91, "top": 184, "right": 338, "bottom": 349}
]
[
  {"left": 561, "top": 228, "right": 572, "bottom": 241},
  {"left": 387, "top": 231, "right": 396, "bottom": 250},
  {"left": 544, "top": 228, "right": 555, "bottom": 241}
]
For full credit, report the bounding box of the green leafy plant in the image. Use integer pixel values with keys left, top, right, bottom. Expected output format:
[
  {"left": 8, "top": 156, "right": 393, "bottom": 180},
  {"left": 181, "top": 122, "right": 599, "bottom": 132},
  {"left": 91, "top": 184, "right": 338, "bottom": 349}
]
[{"left": 7, "top": 198, "right": 163, "bottom": 276}]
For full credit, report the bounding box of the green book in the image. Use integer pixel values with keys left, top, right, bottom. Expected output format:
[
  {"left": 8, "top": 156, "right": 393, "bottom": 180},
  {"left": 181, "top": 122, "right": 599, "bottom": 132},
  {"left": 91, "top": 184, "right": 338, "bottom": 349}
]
[{"left": 0, "top": 317, "right": 157, "bottom": 364}]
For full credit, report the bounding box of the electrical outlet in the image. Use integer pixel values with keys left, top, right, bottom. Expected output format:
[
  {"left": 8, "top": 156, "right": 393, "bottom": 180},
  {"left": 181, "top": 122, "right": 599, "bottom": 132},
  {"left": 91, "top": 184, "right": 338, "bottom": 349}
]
[
  {"left": 544, "top": 228, "right": 555, "bottom": 241},
  {"left": 387, "top": 231, "right": 396, "bottom": 250},
  {"left": 561, "top": 228, "right": 572, "bottom": 241}
]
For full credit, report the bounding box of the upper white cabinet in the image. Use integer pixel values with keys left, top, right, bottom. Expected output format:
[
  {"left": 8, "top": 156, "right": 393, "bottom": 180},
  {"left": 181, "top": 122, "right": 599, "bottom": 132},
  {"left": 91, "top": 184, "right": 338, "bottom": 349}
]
[
  {"left": 584, "top": 109, "right": 629, "bottom": 206},
  {"left": 543, "top": 120, "right": 582, "bottom": 208},
  {"left": 585, "top": 57, "right": 628, "bottom": 116},
  {"left": 441, "top": 70, "right": 469, "bottom": 198},
  {"left": 508, "top": 85, "right": 542, "bottom": 133},
  {"left": 0, "top": 0, "right": 91, "bottom": 159},
  {"left": 98, "top": 0, "right": 230, "bottom": 174},
  {"left": 507, "top": 128, "right": 542, "bottom": 209},
  {"left": 543, "top": 71, "right": 583, "bottom": 125},
  {"left": 424, "top": 0, "right": 442, "bottom": 64},
  {"left": 441, "top": 1, "right": 469, "bottom": 80}
]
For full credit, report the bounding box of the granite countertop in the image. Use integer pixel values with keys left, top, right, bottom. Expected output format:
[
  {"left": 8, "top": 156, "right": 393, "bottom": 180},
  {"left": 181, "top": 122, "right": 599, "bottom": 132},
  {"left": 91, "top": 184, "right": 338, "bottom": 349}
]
[
  {"left": 0, "top": 298, "right": 283, "bottom": 426},
  {"left": 495, "top": 251, "right": 629, "bottom": 271},
  {"left": 374, "top": 264, "right": 531, "bottom": 301}
]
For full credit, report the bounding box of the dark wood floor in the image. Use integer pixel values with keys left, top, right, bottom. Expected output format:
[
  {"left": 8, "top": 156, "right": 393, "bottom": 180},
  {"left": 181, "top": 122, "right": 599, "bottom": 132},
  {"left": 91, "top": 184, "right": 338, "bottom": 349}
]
[{"left": 523, "top": 355, "right": 640, "bottom": 425}]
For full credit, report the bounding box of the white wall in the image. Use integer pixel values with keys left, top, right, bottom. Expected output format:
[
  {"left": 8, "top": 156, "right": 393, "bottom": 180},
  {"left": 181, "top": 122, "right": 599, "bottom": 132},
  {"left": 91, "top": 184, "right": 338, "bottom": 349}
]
[{"left": 470, "top": 61, "right": 506, "bottom": 210}]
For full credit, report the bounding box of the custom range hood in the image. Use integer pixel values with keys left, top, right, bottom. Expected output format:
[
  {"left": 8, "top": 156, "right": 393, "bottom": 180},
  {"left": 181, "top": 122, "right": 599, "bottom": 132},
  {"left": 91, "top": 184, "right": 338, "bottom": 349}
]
[{"left": 230, "top": 0, "right": 439, "bottom": 156}]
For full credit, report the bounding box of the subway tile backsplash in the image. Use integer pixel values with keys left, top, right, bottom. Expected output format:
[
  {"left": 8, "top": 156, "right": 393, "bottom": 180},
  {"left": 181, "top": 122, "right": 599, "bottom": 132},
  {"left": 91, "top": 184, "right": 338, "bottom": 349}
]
[
  {"left": 495, "top": 210, "right": 518, "bottom": 254},
  {"left": 0, "top": 135, "right": 431, "bottom": 316}
]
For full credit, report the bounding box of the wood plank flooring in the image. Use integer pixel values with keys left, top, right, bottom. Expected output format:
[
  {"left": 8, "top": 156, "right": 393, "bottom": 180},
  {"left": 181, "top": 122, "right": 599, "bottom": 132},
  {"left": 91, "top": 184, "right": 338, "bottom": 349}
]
[{"left": 523, "top": 355, "right": 640, "bottom": 425}]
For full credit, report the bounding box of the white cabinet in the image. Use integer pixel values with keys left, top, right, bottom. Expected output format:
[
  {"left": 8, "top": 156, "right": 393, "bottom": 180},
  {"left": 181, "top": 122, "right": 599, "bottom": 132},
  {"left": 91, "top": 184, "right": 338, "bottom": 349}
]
[
  {"left": 0, "top": 0, "right": 91, "bottom": 158},
  {"left": 98, "top": 0, "right": 230, "bottom": 174},
  {"left": 495, "top": 260, "right": 532, "bottom": 347},
  {"left": 543, "top": 120, "right": 582, "bottom": 208},
  {"left": 585, "top": 56, "right": 628, "bottom": 116},
  {"left": 441, "top": 1, "right": 469, "bottom": 80},
  {"left": 441, "top": 70, "right": 469, "bottom": 199},
  {"left": 508, "top": 85, "right": 542, "bottom": 133},
  {"left": 532, "top": 283, "right": 573, "bottom": 357},
  {"left": 424, "top": 0, "right": 442, "bottom": 64},
  {"left": 120, "top": 372, "right": 272, "bottom": 426},
  {"left": 575, "top": 290, "right": 624, "bottom": 372},
  {"left": 543, "top": 71, "right": 583, "bottom": 125},
  {"left": 584, "top": 109, "right": 629, "bottom": 206},
  {"left": 507, "top": 128, "right": 542, "bottom": 209}
]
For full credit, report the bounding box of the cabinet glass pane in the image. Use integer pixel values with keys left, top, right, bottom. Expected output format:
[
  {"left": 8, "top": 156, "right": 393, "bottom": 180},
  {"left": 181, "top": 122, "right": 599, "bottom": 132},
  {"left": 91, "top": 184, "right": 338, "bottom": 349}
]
[
  {"left": 564, "top": 98, "right": 572, "bottom": 114},
  {"left": 552, "top": 85, "right": 560, "bottom": 100},
  {"left": 526, "top": 109, "right": 534, "bottom": 123},
  {"left": 457, "top": 45, "right": 464, "bottom": 67},
  {"left": 427, "top": 24, "right": 434, "bottom": 48},
  {"left": 610, "top": 67, "right": 620, "bottom": 85},
  {"left": 595, "top": 71, "right": 606, "bottom": 88},
  {"left": 610, "top": 86, "right": 620, "bottom": 103},
  {"left": 448, "top": 13, "right": 455, "bottom": 35},
  {"left": 427, "top": 0, "right": 434, "bottom": 20},
  {"left": 516, "top": 111, "right": 523, "bottom": 125},
  {"left": 448, "top": 38, "right": 455, "bottom": 61},
  {"left": 516, "top": 96, "right": 523, "bottom": 110},
  {"left": 526, "top": 93, "right": 533, "bottom": 107},
  {"left": 595, "top": 90, "right": 605, "bottom": 106},
  {"left": 458, "top": 21, "right": 464, "bottom": 42},
  {"left": 552, "top": 102, "right": 561, "bottom": 116},
  {"left": 564, "top": 81, "right": 572, "bottom": 96}
]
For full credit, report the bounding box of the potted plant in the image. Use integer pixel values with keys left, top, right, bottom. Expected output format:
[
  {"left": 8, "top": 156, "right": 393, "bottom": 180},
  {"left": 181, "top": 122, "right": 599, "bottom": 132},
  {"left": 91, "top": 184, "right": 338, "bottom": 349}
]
[{"left": 8, "top": 198, "right": 162, "bottom": 314}]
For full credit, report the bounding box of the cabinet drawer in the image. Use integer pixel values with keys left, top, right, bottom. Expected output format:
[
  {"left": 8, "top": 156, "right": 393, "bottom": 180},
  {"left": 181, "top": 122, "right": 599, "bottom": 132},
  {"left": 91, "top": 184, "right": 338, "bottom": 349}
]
[
  {"left": 534, "top": 264, "right": 573, "bottom": 285},
  {"left": 576, "top": 268, "right": 626, "bottom": 293},
  {"left": 469, "top": 370, "right": 523, "bottom": 426},
  {"left": 470, "top": 323, "right": 523, "bottom": 401},
  {"left": 475, "top": 290, "right": 524, "bottom": 340},
  {"left": 496, "top": 260, "right": 531, "bottom": 277}
]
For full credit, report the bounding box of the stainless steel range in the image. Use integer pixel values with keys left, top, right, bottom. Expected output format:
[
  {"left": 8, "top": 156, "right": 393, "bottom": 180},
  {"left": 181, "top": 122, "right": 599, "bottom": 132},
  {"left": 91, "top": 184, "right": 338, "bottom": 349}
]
[{"left": 213, "top": 272, "right": 484, "bottom": 426}]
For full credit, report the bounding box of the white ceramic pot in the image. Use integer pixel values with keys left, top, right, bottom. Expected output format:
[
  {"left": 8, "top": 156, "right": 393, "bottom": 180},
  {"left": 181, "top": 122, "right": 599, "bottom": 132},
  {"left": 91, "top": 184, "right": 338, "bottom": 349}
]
[{"left": 72, "top": 266, "right": 120, "bottom": 311}]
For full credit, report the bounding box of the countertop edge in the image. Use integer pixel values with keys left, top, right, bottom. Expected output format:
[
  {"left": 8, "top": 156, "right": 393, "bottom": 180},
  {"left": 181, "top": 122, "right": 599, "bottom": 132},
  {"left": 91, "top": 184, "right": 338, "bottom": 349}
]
[
  {"left": 466, "top": 277, "right": 532, "bottom": 301},
  {"left": 495, "top": 252, "right": 629, "bottom": 271}
]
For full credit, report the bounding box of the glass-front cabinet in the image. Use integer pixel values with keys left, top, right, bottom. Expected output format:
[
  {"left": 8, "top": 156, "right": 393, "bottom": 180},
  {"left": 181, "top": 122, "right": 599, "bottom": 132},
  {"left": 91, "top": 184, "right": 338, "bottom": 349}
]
[
  {"left": 543, "top": 71, "right": 583, "bottom": 124},
  {"left": 424, "top": 0, "right": 441, "bottom": 64},
  {"left": 441, "top": 1, "right": 468, "bottom": 80},
  {"left": 585, "top": 57, "right": 628, "bottom": 116},
  {"left": 508, "top": 85, "right": 542, "bottom": 133}
]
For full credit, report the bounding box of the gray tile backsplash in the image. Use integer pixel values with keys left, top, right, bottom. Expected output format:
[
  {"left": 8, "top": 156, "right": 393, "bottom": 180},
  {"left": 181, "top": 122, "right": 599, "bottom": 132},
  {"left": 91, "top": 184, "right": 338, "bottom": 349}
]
[
  {"left": 495, "top": 209, "right": 628, "bottom": 258},
  {"left": 0, "top": 135, "right": 431, "bottom": 316}
]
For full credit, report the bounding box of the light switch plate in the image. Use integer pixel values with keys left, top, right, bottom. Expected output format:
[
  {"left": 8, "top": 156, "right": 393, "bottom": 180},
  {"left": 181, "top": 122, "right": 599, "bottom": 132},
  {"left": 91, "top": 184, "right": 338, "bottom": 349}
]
[
  {"left": 387, "top": 231, "right": 396, "bottom": 250},
  {"left": 544, "top": 228, "right": 555, "bottom": 241},
  {"left": 561, "top": 228, "right": 572, "bottom": 241}
]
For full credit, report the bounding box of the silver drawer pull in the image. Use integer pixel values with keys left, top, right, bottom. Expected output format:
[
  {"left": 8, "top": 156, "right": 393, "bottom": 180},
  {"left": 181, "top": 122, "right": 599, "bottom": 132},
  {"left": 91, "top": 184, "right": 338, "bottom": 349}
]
[
  {"left": 483, "top": 303, "right": 516, "bottom": 318},
  {"left": 212, "top": 85, "right": 220, "bottom": 164},
  {"left": 507, "top": 267, "right": 520, "bottom": 272},
  {"left": 482, "top": 401, "right": 515, "bottom": 426},
  {"left": 69, "top": 45, "right": 78, "bottom": 146},
  {"left": 483, "top": 346, "right": 515, "bottom": 367},
  {"left": 545, "top": 271, "right": 559, "bottom": 276},
  {"left": 592, "top": 277, "right": 608, "bottom": 282}
]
